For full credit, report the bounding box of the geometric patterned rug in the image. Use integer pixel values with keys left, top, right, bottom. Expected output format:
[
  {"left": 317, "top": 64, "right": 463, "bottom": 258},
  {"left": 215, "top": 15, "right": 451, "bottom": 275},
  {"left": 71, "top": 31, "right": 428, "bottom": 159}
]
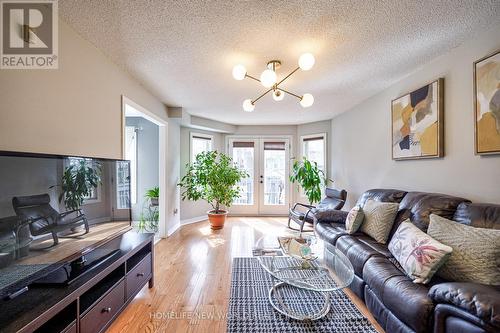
[{"left": 227, "top": 258, "right": 378, "bottom": 333}]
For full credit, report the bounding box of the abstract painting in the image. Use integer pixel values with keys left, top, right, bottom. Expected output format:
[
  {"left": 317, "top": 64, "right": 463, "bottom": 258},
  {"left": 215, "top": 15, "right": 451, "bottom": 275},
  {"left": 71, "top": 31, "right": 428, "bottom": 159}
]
[
  {"left": 392, "top": 79, "right": 444, "bottom": 160},
  {"left": 474, "top": 50, "right": 500, "bottom": 155}
]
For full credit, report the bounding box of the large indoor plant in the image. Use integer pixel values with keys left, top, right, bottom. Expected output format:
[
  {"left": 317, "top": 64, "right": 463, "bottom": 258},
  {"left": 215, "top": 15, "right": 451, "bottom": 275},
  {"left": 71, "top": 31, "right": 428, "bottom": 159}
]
[
  {"left": 178, "top": 151, "right": 247, "bottom": 229},
  {"left": 289, "top": 157, "right": 326, "bottom": 205}
]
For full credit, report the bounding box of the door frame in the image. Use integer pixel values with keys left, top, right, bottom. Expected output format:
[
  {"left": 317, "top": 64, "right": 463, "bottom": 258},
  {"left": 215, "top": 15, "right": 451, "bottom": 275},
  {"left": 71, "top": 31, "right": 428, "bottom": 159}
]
[
  {"left": 121, "top": 95, "right": 168, "bottom": 238},
  {"left": 225, "top": 135, "right": 294, "bottom": 216}
]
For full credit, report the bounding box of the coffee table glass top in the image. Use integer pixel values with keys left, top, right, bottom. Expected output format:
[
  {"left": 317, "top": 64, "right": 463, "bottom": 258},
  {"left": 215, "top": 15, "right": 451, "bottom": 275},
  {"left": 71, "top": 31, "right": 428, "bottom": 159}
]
[{"left": 254, "top": 234, "right": 354, "bottom": 292}]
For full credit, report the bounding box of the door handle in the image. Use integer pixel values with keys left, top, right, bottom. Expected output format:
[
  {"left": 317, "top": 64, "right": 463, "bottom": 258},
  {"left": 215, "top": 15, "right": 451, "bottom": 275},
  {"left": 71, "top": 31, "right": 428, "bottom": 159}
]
[{"left": 102, "top": 307, "right": 112, "bottom": 313}]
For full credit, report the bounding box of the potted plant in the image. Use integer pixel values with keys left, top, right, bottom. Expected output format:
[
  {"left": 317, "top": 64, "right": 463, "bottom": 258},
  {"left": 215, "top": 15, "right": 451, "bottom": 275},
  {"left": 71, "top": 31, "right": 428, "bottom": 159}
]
[
  {"left": 145, "top": 186, "right": 159, "bottom": 206},
  {"left": 52, "top": 159, "right": 102, "bottom": 211},
  {"left": 178, "top": 151, "right": 248, "bottom": 230},
  {"left": 138, "top": 186, "right": 160, "bottom": 232},
  {"left": 289, "top": 157, "right": 326, "bottom": 205}
]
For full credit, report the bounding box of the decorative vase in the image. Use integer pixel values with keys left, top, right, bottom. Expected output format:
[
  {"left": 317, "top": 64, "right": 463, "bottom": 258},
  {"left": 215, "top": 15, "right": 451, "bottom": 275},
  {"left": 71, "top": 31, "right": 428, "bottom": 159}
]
[{"left": 207, "top": 210, "right": 228, "bottom": 230}]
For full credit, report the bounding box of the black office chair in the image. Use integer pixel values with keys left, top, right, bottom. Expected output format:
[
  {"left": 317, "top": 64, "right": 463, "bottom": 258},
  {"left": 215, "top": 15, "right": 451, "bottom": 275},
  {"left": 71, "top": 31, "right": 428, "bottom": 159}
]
[
  {"left": 12, "top": 194, "right": 89, "bottom": 248},
  {"left": 288, "top": 188, "right": 347, "bottom": 233}
]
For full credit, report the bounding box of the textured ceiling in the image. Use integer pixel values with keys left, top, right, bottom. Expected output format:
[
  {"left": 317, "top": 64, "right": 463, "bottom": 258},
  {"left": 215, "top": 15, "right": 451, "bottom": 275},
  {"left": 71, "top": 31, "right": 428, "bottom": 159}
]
[{"left": 59, "top": 0, "right": 500, "bottom": 125}]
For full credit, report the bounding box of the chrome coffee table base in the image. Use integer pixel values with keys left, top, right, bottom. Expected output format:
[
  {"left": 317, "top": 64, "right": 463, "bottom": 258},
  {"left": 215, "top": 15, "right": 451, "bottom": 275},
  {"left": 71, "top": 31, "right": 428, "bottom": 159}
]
[{"left": 268, "top": 281, "right": 331, "bottom": 321}]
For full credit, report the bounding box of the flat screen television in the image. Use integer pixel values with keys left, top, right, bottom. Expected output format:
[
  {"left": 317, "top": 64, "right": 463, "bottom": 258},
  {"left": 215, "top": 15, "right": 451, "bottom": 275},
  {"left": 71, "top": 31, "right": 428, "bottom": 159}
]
[{"left": 0, "top": 151, "right": 132, "bottom": 299}]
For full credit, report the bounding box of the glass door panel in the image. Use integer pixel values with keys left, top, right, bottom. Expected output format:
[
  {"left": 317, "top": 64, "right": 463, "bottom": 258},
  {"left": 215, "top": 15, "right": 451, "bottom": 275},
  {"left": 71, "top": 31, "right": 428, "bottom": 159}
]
[
  {"left": 259, "top": 139, "right": 289, "bottom": 215},
  {"left": 229, "top": 139, "right": 259, "bottom": 214}
]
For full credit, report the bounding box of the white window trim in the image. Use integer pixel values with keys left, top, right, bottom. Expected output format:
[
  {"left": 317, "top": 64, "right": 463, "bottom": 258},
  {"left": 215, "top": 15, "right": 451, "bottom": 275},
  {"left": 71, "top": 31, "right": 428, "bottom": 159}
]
[{"left": 190, "top": 132, "right": 214, "bottom": 163}]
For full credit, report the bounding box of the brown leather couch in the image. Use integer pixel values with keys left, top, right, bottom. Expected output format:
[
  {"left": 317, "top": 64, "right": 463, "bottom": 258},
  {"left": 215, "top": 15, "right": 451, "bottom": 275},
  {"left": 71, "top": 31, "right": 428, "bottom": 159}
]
[{"left": 314, "top": 189, "right": 500, "bottom": 333}]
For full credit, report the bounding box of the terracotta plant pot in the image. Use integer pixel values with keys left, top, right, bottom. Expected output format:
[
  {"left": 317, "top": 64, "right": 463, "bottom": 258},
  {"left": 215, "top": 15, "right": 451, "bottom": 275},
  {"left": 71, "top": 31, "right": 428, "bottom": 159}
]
[{"left": 207, "top": 210, "right": 228, "bottom": 230}]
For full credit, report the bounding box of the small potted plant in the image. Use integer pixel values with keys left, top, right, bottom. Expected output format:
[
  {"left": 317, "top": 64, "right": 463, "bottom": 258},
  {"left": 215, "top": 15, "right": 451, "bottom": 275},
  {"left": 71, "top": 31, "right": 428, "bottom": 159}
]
[
  {"left": 146, "top": 186, "right": 159, "bottom": 206},
  {"left": 178, "top": 151, "right": 248, "bottom": 230},
  {"left": 289, "top": 157, "right": 326, "bottom": 205}
]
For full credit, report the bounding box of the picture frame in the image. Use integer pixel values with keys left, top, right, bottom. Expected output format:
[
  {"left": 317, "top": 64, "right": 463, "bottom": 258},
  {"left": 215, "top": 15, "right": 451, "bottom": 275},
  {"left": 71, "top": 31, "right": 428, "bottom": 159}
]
[
  {"left": 474, "top": 49, "right": 500, "bottom": 155},
  {"left": 391, "top": 78, "right": 444, "bottom": 160}
]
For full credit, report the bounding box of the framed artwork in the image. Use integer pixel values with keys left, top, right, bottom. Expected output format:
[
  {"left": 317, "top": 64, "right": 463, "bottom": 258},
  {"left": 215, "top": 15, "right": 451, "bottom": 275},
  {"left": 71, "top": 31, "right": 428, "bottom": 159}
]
[
  {"left": 474, "top": 50, "right": 500, "bottom": 155},
  {"left": 392, "top": 78, "right": 444, "bottom": 160}
]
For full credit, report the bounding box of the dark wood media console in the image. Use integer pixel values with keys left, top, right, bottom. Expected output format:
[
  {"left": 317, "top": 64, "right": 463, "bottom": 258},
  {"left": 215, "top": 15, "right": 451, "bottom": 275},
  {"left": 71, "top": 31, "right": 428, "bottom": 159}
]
[{"left": 0, "top": 230, "right": 155, "bottom": 333}]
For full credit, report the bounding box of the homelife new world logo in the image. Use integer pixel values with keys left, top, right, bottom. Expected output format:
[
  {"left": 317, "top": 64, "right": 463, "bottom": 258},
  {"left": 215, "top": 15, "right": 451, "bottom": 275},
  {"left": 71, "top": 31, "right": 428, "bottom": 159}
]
[{"left": 1, "top": 0, "right": 58, "bottom": 69}]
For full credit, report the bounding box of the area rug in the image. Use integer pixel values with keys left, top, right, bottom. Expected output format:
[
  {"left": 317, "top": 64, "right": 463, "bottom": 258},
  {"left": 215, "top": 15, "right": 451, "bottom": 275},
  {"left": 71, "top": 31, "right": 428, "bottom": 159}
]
[{"left": 227, "top": 257, "right": 377, "bottom": 333}]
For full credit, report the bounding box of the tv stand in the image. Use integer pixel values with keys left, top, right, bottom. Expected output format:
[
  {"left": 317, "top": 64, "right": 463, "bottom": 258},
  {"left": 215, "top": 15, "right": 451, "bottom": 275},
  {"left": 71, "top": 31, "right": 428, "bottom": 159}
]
[{"left": 0, "top": 230, "right": 155, "bottom": 333}]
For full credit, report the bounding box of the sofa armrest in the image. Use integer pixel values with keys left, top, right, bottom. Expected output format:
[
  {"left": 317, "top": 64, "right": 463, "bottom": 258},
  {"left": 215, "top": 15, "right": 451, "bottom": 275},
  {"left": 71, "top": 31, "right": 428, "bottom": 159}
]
[
  {"left": 312, "top": 209, "right": 348, "bottom": 224},
  {"left": 428, "top": 282, "right": 500, "bottom": 329}
]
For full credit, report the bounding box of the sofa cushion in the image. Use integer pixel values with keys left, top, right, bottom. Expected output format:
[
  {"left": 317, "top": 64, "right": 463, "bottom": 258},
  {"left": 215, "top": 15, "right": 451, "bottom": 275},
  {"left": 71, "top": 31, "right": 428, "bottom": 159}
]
[
  {"left": 388, "top": 220, "right": 452, "bottom": 284},
  {"left": 428, "top": 214, "right": 500, "bottom": 285},
  {"left": 345, "top": 205, "right": 364, "bottom": 234},
  {"left": 356, "top": 234, "right": 393, "bottom": 258},
  {"left": 429, "top": 282, "right": 500, "bottom": 329},
  {"left": 360, "top": 199, "right": 399, "bottom": 244},
  {"left": 363, "top": 256, "right": 435, "bottom": 333},
  {"left": 312, "top": 209, "right": 348, "bottom": 224},
  {"left": 453, "top": 202, "right": 500, "bottom": 229},
  {"left": 314, "top": 221, "right": 347, "bottom": 245},
  {"left": 389, "top": 192, "right": 470, "bottom": 238},
  {"left": 355, "top": 188, "right": 408, "bottom": 207},
  {"left": 336, "top": 235, "right": 385, "bottom": 276}
]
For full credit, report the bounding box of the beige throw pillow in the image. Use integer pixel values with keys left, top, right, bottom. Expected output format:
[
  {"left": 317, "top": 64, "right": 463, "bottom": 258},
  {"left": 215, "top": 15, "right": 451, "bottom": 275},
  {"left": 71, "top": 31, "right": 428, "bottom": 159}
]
[
  {"left": 389, "top": 220, "right": 452, "bottom": 284},
  {"left": 360, "top": 199, "right": 399, "bottom": 244},
  {"left": 345, "top": 206, "right": 364, "bottom": 234},
  {"left": 427, "top": 214, "right": 500, "bottom": 285}
]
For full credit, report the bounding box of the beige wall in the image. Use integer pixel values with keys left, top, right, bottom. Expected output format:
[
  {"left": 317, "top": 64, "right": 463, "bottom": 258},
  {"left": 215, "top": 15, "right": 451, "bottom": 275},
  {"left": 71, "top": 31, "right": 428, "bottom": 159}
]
[
  {"left": 331, "top": 23, "right": 500, "bottom": 208},
  {"left": 0, "top": 20, "right": 181, "bottom": 236}
]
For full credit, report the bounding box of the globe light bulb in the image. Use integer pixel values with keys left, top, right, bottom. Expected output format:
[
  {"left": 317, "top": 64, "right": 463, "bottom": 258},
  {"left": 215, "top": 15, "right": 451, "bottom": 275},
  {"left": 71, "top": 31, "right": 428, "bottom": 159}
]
[
  {"left": 298, "top": 53, "right": 315, "bottom": 71},
  {"left": 300, "top": 93, "right": 314, "bottom": 108},
  {"left": 272, "top": 89, "right": 285, "bottom": 101},
  {"left": 232, "top": 64, "right": 247, "bottom": 80},
  {"left": 242, "top": 99, "right": 255, "bottom": 112},
  {"left": 260, "top": 69, "right": 277, "bottom": 88}
]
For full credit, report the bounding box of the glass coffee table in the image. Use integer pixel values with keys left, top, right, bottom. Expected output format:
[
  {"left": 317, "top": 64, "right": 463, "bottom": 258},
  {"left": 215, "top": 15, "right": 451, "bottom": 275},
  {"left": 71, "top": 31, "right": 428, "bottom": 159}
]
[{"left": 254, "top": 234, "right": 354, "bottom": 321}]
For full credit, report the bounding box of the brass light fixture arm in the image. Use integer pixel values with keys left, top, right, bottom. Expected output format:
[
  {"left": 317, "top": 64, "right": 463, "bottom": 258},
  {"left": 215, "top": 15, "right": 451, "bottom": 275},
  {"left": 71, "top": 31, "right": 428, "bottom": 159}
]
[
  {"left": 279, "top": 88, "right": 302, "bottom": 100},
  {"left": 276, "top": 67, "right": 300, "bottom": 86},
  {"left": 245, "top": 74, "right": 261, "bottom": 83},
  {"left": 252, "top": 87, "right": 274, "bottom": 104}
]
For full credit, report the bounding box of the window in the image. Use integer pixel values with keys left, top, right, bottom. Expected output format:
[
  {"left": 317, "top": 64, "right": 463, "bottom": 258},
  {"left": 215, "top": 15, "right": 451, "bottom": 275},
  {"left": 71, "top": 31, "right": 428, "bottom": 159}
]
[
  {"left": 301, "top": 133, "right": 327, "bottom": 188},
  {"left": 123, "top": 126, "right": 137, "bottom": 206},
  {"left": 66, "top": 157, "right": 101, "bottom": 203},
  {"left": 231, "top": 141, "right": 255, "bottom": 205},
  {"left": 190, "top": 132, "right": 213, "bottom": 162}
]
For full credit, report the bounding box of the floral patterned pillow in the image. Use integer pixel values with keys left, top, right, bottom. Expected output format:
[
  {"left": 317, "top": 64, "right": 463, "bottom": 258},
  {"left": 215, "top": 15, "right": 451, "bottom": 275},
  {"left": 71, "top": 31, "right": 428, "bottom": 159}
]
[
  {"left": 388, "top": 220, "right": 452, "bottom": 284},
  {"left": 345, "top": 206, "right": 364, "bottom": 234}
]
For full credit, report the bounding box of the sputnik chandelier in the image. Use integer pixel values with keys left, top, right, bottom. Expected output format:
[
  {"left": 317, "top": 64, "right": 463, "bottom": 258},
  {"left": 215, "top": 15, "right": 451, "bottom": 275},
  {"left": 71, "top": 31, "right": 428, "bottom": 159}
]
[{"left": 232, "top": 53, "right": 315, "bottom": 112}]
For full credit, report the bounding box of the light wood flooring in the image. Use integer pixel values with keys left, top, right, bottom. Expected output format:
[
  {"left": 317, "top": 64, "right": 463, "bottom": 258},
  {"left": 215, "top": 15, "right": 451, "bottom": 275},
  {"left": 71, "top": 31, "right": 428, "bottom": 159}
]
[{"left": 107, "top": 217, "right": 384, "bottom": 333}]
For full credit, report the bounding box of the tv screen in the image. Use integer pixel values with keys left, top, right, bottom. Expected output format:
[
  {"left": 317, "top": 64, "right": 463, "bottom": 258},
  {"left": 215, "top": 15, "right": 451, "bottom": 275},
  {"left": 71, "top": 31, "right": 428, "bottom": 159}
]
[{"left": 0, "top": 151, "right": 131, "bottom": 298}]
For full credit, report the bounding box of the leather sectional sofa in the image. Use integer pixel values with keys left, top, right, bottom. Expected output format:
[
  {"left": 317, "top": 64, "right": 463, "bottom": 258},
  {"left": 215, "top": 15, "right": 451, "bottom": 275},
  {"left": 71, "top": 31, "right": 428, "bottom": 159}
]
[{"left": 314, "top": 189, "right": 499, "bottom": 333}]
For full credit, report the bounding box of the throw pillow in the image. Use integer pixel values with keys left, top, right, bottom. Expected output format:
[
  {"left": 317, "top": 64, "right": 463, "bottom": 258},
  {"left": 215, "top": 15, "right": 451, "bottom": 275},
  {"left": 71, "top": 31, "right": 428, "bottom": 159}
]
[
  {"left": 388, "top": 220, "right": 452, "bottom": 284},
  {"left": 360, "top": 199, "right": 399, "bottom": 244},
  {"left": 427, "top": 214, "right": 500, "bottom": 285},
  {"left": 345, "top": 206, "right": 364, "bottom": 234}
]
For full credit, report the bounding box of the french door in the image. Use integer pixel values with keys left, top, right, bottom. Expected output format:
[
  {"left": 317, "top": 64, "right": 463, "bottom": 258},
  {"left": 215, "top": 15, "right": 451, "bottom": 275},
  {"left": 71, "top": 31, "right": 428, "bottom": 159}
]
[{"left": 228, "top": 137, "right": 290, "bottom": 215}]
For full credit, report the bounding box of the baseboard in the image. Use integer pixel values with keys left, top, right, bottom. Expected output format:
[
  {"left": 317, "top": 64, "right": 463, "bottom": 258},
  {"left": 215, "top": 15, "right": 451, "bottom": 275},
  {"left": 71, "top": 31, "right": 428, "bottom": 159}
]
[
  {"left": 180, "top": 215, "right": 208, "bottom": 226},
  {"left": 167, "top": 222, "right": 180, "bottom": 236}
]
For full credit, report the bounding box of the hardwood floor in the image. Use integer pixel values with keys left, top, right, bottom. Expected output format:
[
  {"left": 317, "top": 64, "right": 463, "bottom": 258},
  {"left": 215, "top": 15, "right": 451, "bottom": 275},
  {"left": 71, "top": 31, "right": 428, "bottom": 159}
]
[{"left": 107, "top": 217, "right": 384, "bottom": 333}]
